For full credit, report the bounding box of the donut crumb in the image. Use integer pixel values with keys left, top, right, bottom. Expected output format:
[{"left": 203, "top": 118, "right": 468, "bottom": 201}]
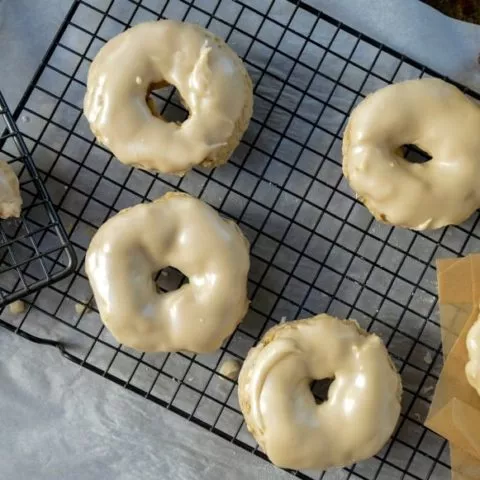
[
  {"left": 424, "top": 351, "right": 433, "bottom": 365},
  {"left": 422, "top": 385, "right": 434, "bottom": 396},
  {"left": 75, "top": 303, "right": 90, "bottom": 315},
  {"left": 8, "top": 300, "right": 25, "bottom": 314},
  {"left": 219, "top": 358, "right": 242, "bottom": 381}
]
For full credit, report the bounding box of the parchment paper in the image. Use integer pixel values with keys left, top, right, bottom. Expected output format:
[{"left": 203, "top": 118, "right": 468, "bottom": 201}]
[
  {"left": 425, "top": 256, "right": 480, "bottom": 479},
  {"left": 0, "top": 330, "right": 292, "bottom": 480}
]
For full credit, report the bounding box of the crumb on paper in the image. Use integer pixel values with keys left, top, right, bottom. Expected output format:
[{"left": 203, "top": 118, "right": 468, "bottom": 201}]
[
  {"left": 86, "top": 225, "right": 97, "bottom": 236},
  {"left": 422, "top": 385, "right": 434, "bottom": 396},
  {"left": 280, "top": 316, "right": 287, "bottom": 324},
  {"left": 219, "top": 358, "right": 242, "bottom": 381},
  {"left": 75, "top": 303, "right": 90, "bottom": 315},
  {"left": 8, "top": 300, "right": 25, "bottom": 314},
  {"left": 424, "top": 351, "right": 433, "bottom": 365}
]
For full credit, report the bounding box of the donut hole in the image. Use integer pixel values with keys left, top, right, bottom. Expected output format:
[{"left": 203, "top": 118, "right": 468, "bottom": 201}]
[
  {"left": 310, "top": 377, "right": 335, "bottom": 404},
  {"left": 146, "top": 82, "right": 189, "bottom": 125},
  {"left": 154, "top": 266, "right": 189, "bottom": 293},
  {"left": 400, "top": 144, "right": 432, "bottom": 164}
]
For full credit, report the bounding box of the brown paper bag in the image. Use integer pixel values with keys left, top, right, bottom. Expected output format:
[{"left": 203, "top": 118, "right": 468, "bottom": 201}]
[{"left": 425, "top": 255, "right": 480, "bottom": 479}]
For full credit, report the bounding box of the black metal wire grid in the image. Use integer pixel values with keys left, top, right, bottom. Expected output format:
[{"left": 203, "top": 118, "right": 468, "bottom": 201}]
[
  {"left": 2, "top": 0, "right": 480, "bottom": 478},
  {"left": 0, "top": 92, "right": 76, "bottom": 307}
]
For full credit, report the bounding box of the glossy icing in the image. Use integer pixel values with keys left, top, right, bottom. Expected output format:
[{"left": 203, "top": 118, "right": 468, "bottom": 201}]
[
  {"left": 84, "top": 20, "right": 253, "bottom": 175},
  {"left": 238, "top": 315, "right": 402, "bottom": 470},
  {"left": 343, "top": 78, "right": 480, "bottom": 230},
  {"left": 466, "top": 317, "right": 480, "bottom": 396},
  {"left": 85, "top": 192, "right": 250, "bottom": 353}
]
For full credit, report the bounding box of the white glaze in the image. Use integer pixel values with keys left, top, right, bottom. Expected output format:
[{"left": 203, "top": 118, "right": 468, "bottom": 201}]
[
  {"left": 343, "top": 78, "right": 480, "bottom": 230},
  {"left": 84, "top": 20, "right": 253, "bottom": 175},
  {"left": 85, "top": 192, "right": 250, "bottom": 353},
  {"left": 466, "top": 317, "right": 480, "bottom": 396},
  {"left": 238, "top": 315, "right": 402, "bottom": 470}
]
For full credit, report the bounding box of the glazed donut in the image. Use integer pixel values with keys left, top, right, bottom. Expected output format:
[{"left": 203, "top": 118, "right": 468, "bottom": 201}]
[
  {"left": 0, "top": 160, "right": 21, "bottom": 218},
  {"left": 85, "top": 193, "right": 250, "bottom": 353},
  {"left": 84, "top": 20, "right": 253, "bottom": 175},
  {"left": 466, "top": 317, "right": 480, "bottom": 396},
  {"left": 343, "top": 78, "right": 480, "bottom": 230},
  {"left": 238, "top": 315, "right": 402, "bottom": 470}
]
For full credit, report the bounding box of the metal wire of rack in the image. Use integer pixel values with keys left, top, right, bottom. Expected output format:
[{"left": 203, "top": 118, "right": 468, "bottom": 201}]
[
  {"left": 2, "top": 0, "right": 480, "bottom": 479},
  {"left": 0, "top": 92, "right": 76, "bottom": 307}
]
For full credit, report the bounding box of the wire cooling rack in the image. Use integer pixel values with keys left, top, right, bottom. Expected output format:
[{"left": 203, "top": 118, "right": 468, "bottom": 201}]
[
  {"left": 0, "top": 92, "right": 76, "bottom": 307},
  {"left": 2, "top": 0, "right": 480, "bottom": 479}
]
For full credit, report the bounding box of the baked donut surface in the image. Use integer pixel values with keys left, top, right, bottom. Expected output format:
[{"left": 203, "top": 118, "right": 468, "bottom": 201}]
[
  {"left": 238, "top": 315, "right": 402, "bottom": 470},
  {"left": 342, "top": 78, "right": 480, "bottom": 230},
  {"left": 85, "top": 192, "right": 250, "bottom": 353},
  {"left": 0, "top": 160, "right": 22, "bottom": 219},
  {"left": 84, "top": 20, "right": 253, "bottom": 175}
]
